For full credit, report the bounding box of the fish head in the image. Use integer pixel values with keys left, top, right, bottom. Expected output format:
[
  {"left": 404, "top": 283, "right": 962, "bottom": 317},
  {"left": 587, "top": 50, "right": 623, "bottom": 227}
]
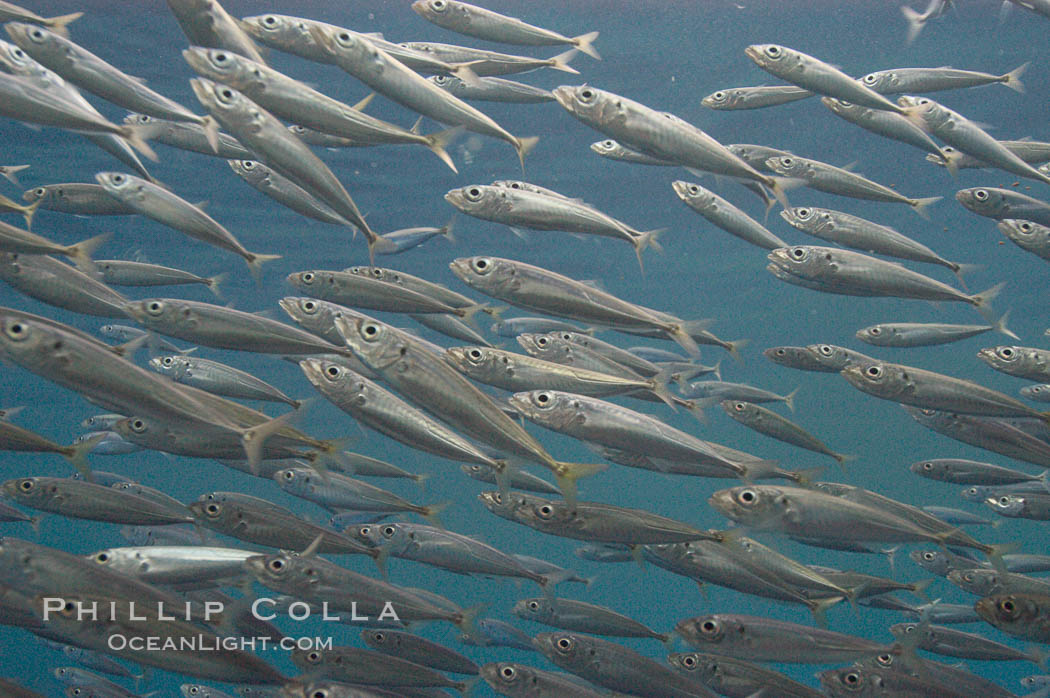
[
  {"left": 720, "top": 399, "right": 758, "bottom": 421},
  {"left": 767, "top": 245, "right": 833, "bottom": 280},
  {"left": 763, "top": 345, "right": 826, "bottom": 371},
  {"left": 0, "top": 39, "right": 36, "bottom": 74},
  {"left": 997, "top": 218, "right": 1044, "bottom": 244},
  {"left": 278, "top": 295, "right": 327, "bottom": 324},
  {"left": 428, "top": 75, "right": 458, "bottom": 91},
  {"left": 974, "top": 593, "right": 1033, "bottom": 631},
  {"left": 532, "top": 631, "right": 586, "bottom": 667},
  {"left": 290, "top": 645, "right": 328, "bottom": 671},
  {"left": 948, "top": 567, "right": 996, "bottom": 595},
  {"left": 94, "top": 171, "right": 145, "bottom": 202},
  {"left": 309, "top": 24, "right": 372, "bottom": 65},
  {"left": 985, "top": 493, "right": 1026, "bottom": 517},
  {"left": 444, "top": 184, "right": 504, "bottom": 215},
  {"left": 361, "top": 628, "right": 399, "bottom": 650},
  {"left": 671, "top": 180, "right": 715, "bottom": 209},
  {"left": 509, "top": 390, "right": 581, "bottom": 430},
  {"left": 189, "top": 78, "right": 253, "bottom": 126},
  {"left": 123, "top": 298, "right": 181, "bottom": 330},
  {"left": 0, "top": 312, "right": 61, "bottom": 367},
  {"left": 239, "top": 14, "right": 303, "bottom": 43},
  {"left": 477, "top": 491, "right": 522, "bottom": 520},
  {"left": 21, "top": 185, "right": 48, "bottom": 205},
  {"left": 4, "top": 23, "right": 59, "bottom": 55},
  {"left": 515, "top": 332, "right": 570, "bottom": 360},
  {"left": 821, "top": 96, "right": 857, "bottom": 115},
  {"left": 0, "top": 477, "right": 42, "bottom": 504},
  {"left": 511, "top": 597, "right": 550, "bottom": 621},
  {"left": 779, "top": 206, "right": 832, "bottom": 234},
  {"left": 228, "top": 159, "right": 265, "bottom": 182},
  {"left": 552, "top": 85, "right": 620, "bottom": 128},
  {"left": 273, "top": 467, "right": 310, "bottom": 495},
  {"left": 245, "top": 551, "right": 304, "bottom": 589},
  {"left": 819, "top": 666, "right": 875, "bottom": 696},
  {"left": 840, "top": 360, "right": 912, "bottom": 401},
  {"left": 911, "top": 548, "right": 953, "bottom": 575},
  {"left": 412, "top": 0, "right": 467, "bottom": 23},
  {"left": 897, "top": 95, "right": 944, "bottom": 128},
  {"left": 183, "top": 47, "right": 252, "bottom": 85},
  {"left": 347, "top": 523, "right": 383, "bottom": 547},
  {"left": 701, "top": 89, "right": 733, "bottom": 109},
  {"left": 481, "top": 663, "right": 530, "bottom": 692},
  {"left": 976, "top": 345, "right": 1023, "bottom": 372},
  {"left": 1021, "top": 384, "right": 1050, "bottom": 399},
  {"left": 707, "top": 485, "right": 785, "bottom": 526},
  {"left": 908, "top": 460, "right": 951, "bottom": 479},
  {"left": 744, "top": 44, "right": 797, "bottom": 73},
  {"left": 444, "top": 345, "right": 501, "bottom": 378},
  {"left": 925, "top": 145, "right": 962, "bottom": 169},
  {"left": 675, "top": 614, "right": 732, "bottom": 647},
  {"left": 147, "top": 355, "right": 183, "bottom": 377},
  {"left": 859, "top": 70, "right": 893, "bottom": 92},
  {"left": 590, "top": 139, "right": 620, "bottom": 156},
  {"left": 763, "top": 155, "right": 805, "bottom": 177},
  {"left": 299, "top": 358, "right": 361, "bottom": 396},
  {"left": 333, "top": 314, "right": 403, "bottom": 371},
  {"left": 955, "top": 187, "right": 1005, "bottom": 217},
  {"left": 449, "top": 256, "right": 517, "bottom": 295}
]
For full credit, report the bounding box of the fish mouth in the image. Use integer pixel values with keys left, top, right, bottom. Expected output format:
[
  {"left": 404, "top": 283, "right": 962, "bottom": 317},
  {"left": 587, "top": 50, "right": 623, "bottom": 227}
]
[
  {"left": 443, "top": 346, "right": 469, "bottom": 366},
  {"left": 766, "top": 248, "right": 793, "bottom": 266},
  {"left": 705, "top": 489, "right": 734, "bottom": 515},
  {"left": 297, "top": 358, "right": 326, "bottom": 384},
  {"left": 972, "top": 597, "right": 997, "bottom": 623},
  {"left": 188, "top": 77, "right": 216, "bottom": 105},
  {"left": 121, "top": 302, "right": 147, "bottom": 322},
  {"left": 743, "top": 45, "right": 762, "bottom": 62},
  {"left": 507, "top": 392, "right": 532, "bottom": 414},
  {"left": 447, "top": 258, "right": 471, "bottom": 280},
  {"left": 551, "top": 86, "right": 576, "bottom": 111},
  {"left": 670, "top": 180, "right": 691, "bottom": 198},
  {"left": 530, "top": 632, "right": 555, "bottom": 654},
  {"left": 443, "top": 190, "right": 467, "bottom": 210},
  {"left": 954, "top": 190, "right": 970, "bottom": 203},
  {"left": 974, "top": 348, "right": 998, "bottom": 363}
]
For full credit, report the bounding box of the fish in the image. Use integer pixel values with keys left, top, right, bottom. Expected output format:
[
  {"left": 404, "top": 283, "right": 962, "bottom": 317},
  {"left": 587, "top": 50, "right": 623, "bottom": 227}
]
[
  {"left": 361, "top": 629, "right": 479, "bottom": 675},
  {"left": 514, "top": 597, "right": 670, "bottom": 643},
  {"left": 227, "top": 159, "right": 357, "bottom": 230},
  {"left": 766, "top": 155, "right": 940, "bottom": 216},
  {"left": 767, "top": 245, "right": 1001, "bottom": 315},
  {"left": 411, "top": 0, "right": 600, "bottom": 58},
  {"left": 987, "top": 493, "right": 1050, "bottom": 521},
  {"left": 820, "top": 665, "right": 970, "bottom": 698},
  {"left": 96, "top": 260, "right": 223, "bottom": 298},
  {"left": 1023, "top": 384, "right": 1050, "bottom": 402},
  {"left": 149, "top": 355, "right": 300, "bottom": 406},
  {"left": 95, "top": 172, "right": 279, "bottom": 277},
  {"left": 22, "top": 183, "right": 137, "bottom": 216},
  {"left": 668, "top": 652, "right": 825, "bottom": 697},
  {"left": 0, "top": 219, "right": 108, "bottom": 273},
  {"left": 821, "top": 96, "right": 952, "bottom": 163},
  {"left": 2, "top": 476, "right": 193, "bottom": 525},
  {"left": 0, "top": 3, "right": 81, "bottom": 38},
  {"left": 275, "top": 467, "right": 444, "bottom": 522},
  {"left": 721, "top": 399, "right": 852, "bottom": 465},
  {"left": 862, "top": 62, "right": 1027, "bottom": 94},
  {"left": 481, "top": 662, "right": 608, "bottom": 697},
  {"left": 86, "top": 545, "right": 257, "bottom": 587},
  {"left": 998, "top": 218, "right": 1050, "bottom": 260},
  {"left": 401, "top": 41, "right": 580, "bottom": 76},
  {"left": 979, "top": 345, "right": 1050, "bottom": 381},
  {"left": 0, "top": 252, "right": 129, "bottom": 317},
  {"left": 590, "top": 138, "right": 678, "bottom": 166},
  {"left": 165, "top": 0, "right": 267, "bottom": 65},
  {"left": 672, "top": 181, "right": 786, "bottom": 250},
  {"left": 928, "top": 140, "right": 1050, "bottom": 171},
  {"left": 906, "top": 406, "right": 1050, "bottom": 467},
  {"left": 858, "top": 320, "right": 1015, "bottom": 347},
  {"left": 122, "top": 113, "right": 251, "bottom": 158},
  {"left": 745, "top": 44, "right": 906, "bottom": 114},
  {"left": 975, "top": 593, "right": 1050, "bottom": 644},
  {"left": 910, "top": 458, "right": 1047, "bottom": 485},
  {"left": 899, "top": 95, "right": 1050, "bottom": 186},
  {"left": 428, "top": 74, "right": 555, "bottom": 103},
  {"left": 764, "top": 344, "right": 874, "bottom": 373},
  {"left": 956, "top": 187, "right": 1050, "bottom": 225},
  {"left": 701, "top": 85, "right": 813, "bottom": 110}
]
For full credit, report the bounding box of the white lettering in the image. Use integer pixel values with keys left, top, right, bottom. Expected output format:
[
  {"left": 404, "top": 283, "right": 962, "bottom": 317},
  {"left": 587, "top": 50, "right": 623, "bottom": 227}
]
[
  {"left": 251, "top": 597, "right": 275, "bottom": 621},
  {"left": 41, "top": 597, "right": 64, "bottom": 622}
]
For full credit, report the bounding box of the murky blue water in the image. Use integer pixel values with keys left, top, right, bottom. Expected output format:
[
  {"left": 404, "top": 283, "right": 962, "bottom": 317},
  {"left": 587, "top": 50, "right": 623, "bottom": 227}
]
[{"left": 1, "top": 0, "right": 1048, "bottom": 695}]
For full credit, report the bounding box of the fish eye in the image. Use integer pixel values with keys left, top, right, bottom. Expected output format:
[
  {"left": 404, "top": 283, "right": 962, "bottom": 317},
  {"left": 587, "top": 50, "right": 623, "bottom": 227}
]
[
  {"left": 146, "top": 301, "right": 164, "bottom": 315},
  {"left": 844, "top": 672, "right": 860, "bottom": 685},
  {"left": 205, "top": 503, "right": 221, "bottom": 516},
  {"left": 500, "top": 665, "right": 516, "bottom": 679},
  {"left": 111, "top": 174, "right": 125, "bottom": 185},
  {"left": 712, "top": 91, "right": 725, "bottom": 101},
  {"left": 362, "top": 323, "right": 380, "bottom": 339},
  {"left": 997, "top": 347, "right": 1015, "bottom": 360},
  {"left": 29, "top": 28, "right": 44, "bottom": 41},
  {"left": 738, "top": 489, "right": 757, "bottom": 504},
  {"left": 492, "top": 492, "right": 503, "bottom": 504},
  {"left": 372, "top": 632, "right": 385, "bottom": 642},
  {"left": 774, "top": 348, "right": 786, "bottom": 356},
  {"left": 865, "top": 365, "right": 882, "bottom": 378},
  {"left": 578, "top": 88, "right": 596, "bottom": 103},
  {"left": 922, "top": 462, "right": 932, "bottom": 470},
  {"left": 779, "top": 157, "right": 793, "bottom": 168},
  {"left": 974, "top": 190, "right": 988, "bottom": 201},
  {"left": 218, "top": 88, "right": 235, "bottom": 102},
  {"left": 281, "top": 470, "right": 295, "bottom": 480},
  {"left": 688, "top": 184, "right": 699, "bottom": 195},
  {"left": 537, "top": 504, "right": 554, "bottom": 519},
  {"left": 17, "top": 480, "right": 33, "bottom": 492},
  {"left": 130, "top": 419, "right": 146, "bottom": 433},
  {"left": 382, "top": 525, "right": 395, "bottom": 536},
  {"left": 1000, "top": 598, "right": 1016, "bottom": 614},
  {"left": 862, "top": 73, "right": 877, "bottom": 84},
  {"left": 999, "top": 496, "right": 1010, "bottom": 505},
  {"left": 796, "top": 208, "right": 810, "bottom": 218},
  {"left": 555, "top": 636, "right": 573, "bottom": 652},
  {"left": 268, "top": 558, "right": 285, "bottom": 572},
  {"left": 94, "top": 552, "right": 109, "bottom": 563},
  {"left": 818, "top": 345, "right": 833, "bottom": 356},
  {"left": 33, "top": 187, "right": 45, "bottom": 197},
  {"left": 528, "top": 600, "right": 540, "bottom": 610},
  {"left": 472, "top": 257, "right": 492, "bottom": 274},
  {"left": 359, "top": 526, "right": 371, "bottom": 536},
  {"left": 306, "top": 650, "right": 321, "bottom": 662},
  {"left": 188, "top": 688, "right": 200, "bottom": 696},
  {"left": 162, "top": 356, "right": 174, "bottom": 366},
  {"left": 733, "top": 402, "right": 745, "bottom": 411},
  {"left": 700, "top": 619, "right": 719, "bottom": 634},
  {"left": 877, "top": 653, "right": 893, "bottom": 666},
  {"left": 535, "top": 392, "right": 552, "bottom": 406},
  {"left": 263, "top": 15, "right": 277, "bottom": 26},
  {"left": 433, "top": 76, "right": 448, "bottom": 84},
  {"left": 467, "top": 348, "right": 482, "bottom": 360},
  {"left": 242, "top": 160, "right": 256, "bottom": 170},
  {"left": 1019, "top": 222, "right": 1033, "bottom": 233},
  {"left": 789, "top": 247, "right": 807, "bottom": 260},
  {"left": 325, "top": 365, "right": 340, "bottom": 378},
  {"left": 302, "top": 300, "right": 317, "bottom": 312},
  {"left": 536, "top": 336, "right": 548, "bottom": 347},
  {"left": 464, "top": 187, "right": 483, "bottom": 202},
  {"left": 214, "top": 52, "right": 228, "bottom": 64},
  {"left": 431, "top": 0, "right": 448, "bottom": 9},
  {"left": 301, "top": 272, "right": 314, "bottom": 284},
  {"left": 764, "top": 45, "right": 781, "bottom": 58},
  {"left": 682, "top": 654, "right": 697, "bottom": 668},
  {"left": 869, "top": 327, "right": 881, "bottom": 336},
  {"left": 3, "top": 321, "right": 27, "bottom": 341}
]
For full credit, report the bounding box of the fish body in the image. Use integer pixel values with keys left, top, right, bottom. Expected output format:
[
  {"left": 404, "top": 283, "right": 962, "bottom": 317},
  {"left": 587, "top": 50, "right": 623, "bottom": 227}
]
[
  {"left": 149, "top": 355, "right": 299, "bottom": 406},
  {"left": 863, "top": 63, "right": 1027, "bottom": 94},
  {"left": 403, "top": 40, "right": 580, "bottom": 76},
  {"left": 979, "top": 345, "right": 1050, "bottom": 381},
  {"left": 956, "top": 187, "right": 1050, "bottom": 225},
  {"left": 0, "top": 252, "right": 128, "bottom": 317},
  {"left": 2, "top": 477, "right": 192, "bottom": 525},
  {"left": 701, "top": 85, "right": 813, "bottom": 110},
  {"left": 22, "top": 183, "right": 136, "bottom": 216},
  {"left": 429, "top": 74, "right": 554, "bottom": 103},
  {"left": 859, "top": 321, "right": 1010, "bottom": 347},
  {"left": 822, "top": 96, "right": 947, "bottom": 158},
  {"left": 722, "top": 399, "right": 850, "bottom": 463},
  {"left": 165, "top": 0, "right": 266, "bottom": 64},
  {"left": 673, "top": 180, "right": 786, "bottom": 250},
  {"left": 362, "top": 628, "right": 479, "bottom": 675},
  {"left": 96, "top": 260, "right": 222, "bottom": 296},
  {"left": 767, "top": 155, "right": 938, "bottom": 213}
]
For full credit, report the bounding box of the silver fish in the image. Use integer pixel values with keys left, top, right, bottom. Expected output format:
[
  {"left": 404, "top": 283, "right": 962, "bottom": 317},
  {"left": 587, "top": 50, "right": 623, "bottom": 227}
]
[
  {"left": 669, "top": 652, "right": 823, "bottom": 698},
  {"left": 900, "top": 0, "right": 956, "bottom": 43},
  {"left": 862, "top": 62, "right": 1027, "bottom": 94},
  {"left": 722, "top": 399, "right": 852, "bottom": 465},
  {"left": 0, "top": 3, "right": 80, "bottom": 37},
  {"left": 165, "top": 0, "right": 267, "bottom": 64},
  {"left": 22, "top": 183, "right": 137, "bottom": 216},
  {"left": 481, "top": 662, "right": 607, "bottom": 697},
  {"left": 858, "top": 319, "right": 1015, "bottom": 347},
  {"left": 514, "top": 597, "right": 669, "bottom": 642},
  {"left": 956, "top": 187, "right": 1050, "bottom": 224},
  {"left": 429, "top": 74, "right": 554, "bottom": 103},
  {"left": 2, "top": 477, "right": 192, "bottom": 525},
  {"left": 361, "top": 628, "right": 479, "bottom": 675},
  {"left": 402, "top": 41, "right": 580, "bottom": 76},
  {"left": 701, "top": 85, "right": 812, "bottom": 110},
  {"left": 87, "top": 545, "right": 256, "bottom": 586},
  {"left": 96, "top": 260, "right": 223, "bottom": 298},
  {"left": 122, "top": 113, "right": 251, "bottom": 158},
  {"left": 590, "top": 138, "right": 677, "bottom": 166},
  {"left": 0, "top": 252, "right": 129, "bottom": 317},
  {"left": 149, "top": 355, "right": 300, "bottom": 407},
  {"left": 411, "top": 0, "right": 600, "bottom": 58},
  {"left": 275, "top": 467, "right": 443, "bottom": 521},
  {"left": 227, "top": 159, "right": 354, "bottom": 229},
  {"left": 0, "top": 219, "right": 107, "bottom": 272},
  {"left": 979, "top": 345, "right": 1050, "bottom": 382},
  {"left": 672, "top": 180, "right": 786, "bottom": 250},
  {"left": 821, "top": 96, "right": 950, "bottom": 161},
  {"left": 998, "top": 218, "right": 1050, "bottom": 261}
]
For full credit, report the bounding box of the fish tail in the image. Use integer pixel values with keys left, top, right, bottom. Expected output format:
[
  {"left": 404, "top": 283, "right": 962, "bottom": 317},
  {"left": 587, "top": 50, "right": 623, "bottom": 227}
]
[
  {"left": 245, "top": 252, "right": 282, "bottom": 284},
  {"left": 765, "top": 176, "right": 791, "bottom": 210},
  {"left": 667, "top": 321, "right": 706, "bottom": 359},
  {"left": 118, "top": 124, "right": 158, "bottom": 162},
  {"left": 900, "top": 5, "right": 925, "bottom": 45},
  {"left": 784, "top": 466, "right": 824, "bottom": 487},
  {"left": 46, "top": 12, "right": 84, "bottom": 38},
  {"left": 908, "top": 195, "right": 941, "bottom": 219},
  {"left": 909, "top": 577, "right": 935, "bottom": 602},
  {"left": 64, "top": 433, "right": 106, "bottom": 480},
  {"left": 833, "top": 452, "right": 856, "bottom": 470},
  {"left": 352, "top": 92, "right": 376, "bottom": 111},
  {"left": 455, "top": 603, "right": 488, "bottom": 643},
  {"left": 739, "top": 458, "right": 780, "bottom": 482},
  {"left": 783, "top": 386, "right": 799, "bottom": 412},
  {"left": 808, "top": 596, "right": 841, "bottom": 629},
  {"left": 413, "top": 472, "right": 430, "bottom": 490},
  {"left": 67, "top": 231, "right": 112, "bottom": 275},
  {"left": 659, "top": 632, "right": 674, "bottom": 649},
  {"left": 572, "top": 31, "right": 601, "bottom": 59},
  {"left": 649, "top": 368, "right": 678, "bottom": 409},
  {"left": 1003, "top": 61, "right": 1029, "bottom": 93},
  {"left": 548, "top": 48, "right": 580, "bottom": 74},
  {"left": 200, "top": 115, "right": 221, "bottom": 153},
  {"left": 1030, "top": 645, "right": 1050, "bottom": 670},
  {"left": 0, "top": 164, "right": 28, "bottom": 187},
  {"left": 206, "top": 272, "right": 227, "bottom": 300},
  {"left": 949, "top": 261, "right": 981, "bottom": 288},
  {"left": 19, "top": 195, "right": 41, "bottom": 230},
  {"left": 514, "top": 136, "right": 540, "bottom": 173},
  {"left": 426, "top": 126, "right": 462, "bottom": 173},
  {"left": 240, "top": 409, "right": 299, "bottom": 472},
  {"left": 635, "top": 228, "right": 665, "bottom": 265},
  {"left": 0, "top": 406, "right": 23, "bottom": 421},
  {"left": 970, "top": 281, "right": 1006, "bottom": 322},
  {"left": 421, "top": 500, "right": 452, "bottom": 529},
  {"left": 553, "top": 461, "right": 608, "bottom": 509},
  {"left": 992, "top": 309, "right": 1019, "bottom": 340},
  {"left": 28, "top": 516, "right": 41, "bottom": 535},
  {"left": 450, "top": 62, "right": 481, "bottom": 87},
  {"left": 724, "top": 338, "right": 749, "bottom": 364},
  {"left": 678, "top": 398, "right": 707, "bottom": 425},
  {"left": 440, "top": 216, "right": 456, "bottom": 243},
  {"left": 984, "top": 540, "right": 1021, "bottom": 571},
  {"left": 881, "top": 546, "right": 900, "bottom": 576},
  {"left": 368, "top": 234, "right": 399, "bottom": 268},
  {"left": 939, "top": 148, "right": 959, "bottom": 177}
]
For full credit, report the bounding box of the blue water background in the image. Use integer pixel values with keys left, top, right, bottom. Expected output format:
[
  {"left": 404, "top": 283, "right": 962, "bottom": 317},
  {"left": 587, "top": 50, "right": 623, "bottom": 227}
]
[{"left": 1, "top": 0, "right": 1049, "bottom": 694}]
